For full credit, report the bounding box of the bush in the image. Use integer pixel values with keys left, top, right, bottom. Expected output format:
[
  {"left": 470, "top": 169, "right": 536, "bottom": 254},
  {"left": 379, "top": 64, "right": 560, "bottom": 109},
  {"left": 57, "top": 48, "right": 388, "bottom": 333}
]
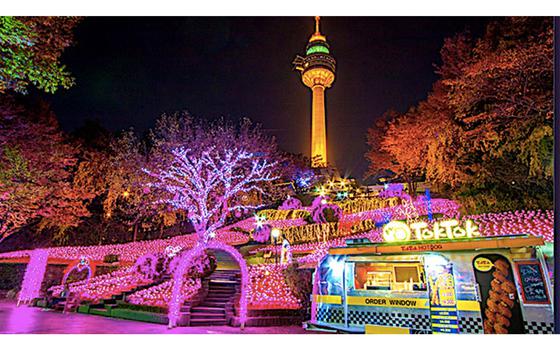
[{"left": 252, "top": 224, "right": 271, "bottom": 243}]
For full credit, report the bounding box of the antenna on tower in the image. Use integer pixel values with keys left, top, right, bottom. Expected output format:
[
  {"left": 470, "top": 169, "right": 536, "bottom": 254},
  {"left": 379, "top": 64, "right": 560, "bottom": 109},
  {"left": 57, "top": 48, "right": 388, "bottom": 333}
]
[{"left": 315, "top": 16, "right": 321, "bottom": 34}]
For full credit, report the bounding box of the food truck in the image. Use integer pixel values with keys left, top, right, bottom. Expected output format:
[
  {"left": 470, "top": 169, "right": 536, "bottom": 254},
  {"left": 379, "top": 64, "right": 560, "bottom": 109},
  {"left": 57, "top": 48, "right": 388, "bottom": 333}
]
[{"left": 306, "top": 219, "right": 554, "bottom": 334}]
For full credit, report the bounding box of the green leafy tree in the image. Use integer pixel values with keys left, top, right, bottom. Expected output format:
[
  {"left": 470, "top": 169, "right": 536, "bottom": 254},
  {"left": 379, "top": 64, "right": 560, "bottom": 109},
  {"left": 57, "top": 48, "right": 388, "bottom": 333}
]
[{"left": 0, "top": 16, "right": 81, "bottom": 94}]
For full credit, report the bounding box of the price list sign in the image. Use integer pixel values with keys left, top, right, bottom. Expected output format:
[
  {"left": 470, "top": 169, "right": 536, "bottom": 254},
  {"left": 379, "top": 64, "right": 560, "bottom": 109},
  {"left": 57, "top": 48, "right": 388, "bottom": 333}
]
[{"left": 427, "top": 266, "right": 460, "bottom": 333}]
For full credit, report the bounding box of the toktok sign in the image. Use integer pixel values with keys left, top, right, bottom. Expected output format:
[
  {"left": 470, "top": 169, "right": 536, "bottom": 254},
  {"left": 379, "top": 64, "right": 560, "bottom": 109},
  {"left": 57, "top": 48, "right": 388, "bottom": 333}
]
[{"left": 383, "top": 219, "right": 480, "bottom": 243}]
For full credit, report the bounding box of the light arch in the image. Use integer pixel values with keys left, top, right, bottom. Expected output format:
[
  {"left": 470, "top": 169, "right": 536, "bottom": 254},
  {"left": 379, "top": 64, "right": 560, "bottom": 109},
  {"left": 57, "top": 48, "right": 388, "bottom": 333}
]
[{"left": 167, "top": 241, "right": 248, "bottom": 329}]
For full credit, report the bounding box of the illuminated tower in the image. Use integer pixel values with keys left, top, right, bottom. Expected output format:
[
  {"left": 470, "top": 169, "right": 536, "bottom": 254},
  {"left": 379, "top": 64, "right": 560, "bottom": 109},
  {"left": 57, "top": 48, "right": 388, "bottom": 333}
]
[{"left": 293, "top": 16, "right": 336, "bottom": 168}]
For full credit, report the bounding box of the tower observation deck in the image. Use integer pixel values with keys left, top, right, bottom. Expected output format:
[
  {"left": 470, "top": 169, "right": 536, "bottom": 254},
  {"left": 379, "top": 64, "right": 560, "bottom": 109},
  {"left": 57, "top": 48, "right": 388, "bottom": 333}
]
[{"left": 293, "top": 16, "right": 336, "bottom": 168}]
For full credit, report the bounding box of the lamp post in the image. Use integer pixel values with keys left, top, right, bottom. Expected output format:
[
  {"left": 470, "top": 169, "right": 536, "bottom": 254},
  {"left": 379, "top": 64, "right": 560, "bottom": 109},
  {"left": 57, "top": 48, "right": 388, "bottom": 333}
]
[{"left": 271, "top": 228, "right": 281, "bottom": 264}]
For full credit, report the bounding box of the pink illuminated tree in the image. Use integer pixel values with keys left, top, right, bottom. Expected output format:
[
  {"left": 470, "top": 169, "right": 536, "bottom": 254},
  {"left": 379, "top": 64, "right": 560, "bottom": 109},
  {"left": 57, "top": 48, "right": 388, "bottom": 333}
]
[{"left": 145, "top": 145, "right": 279, "bottom": 243}]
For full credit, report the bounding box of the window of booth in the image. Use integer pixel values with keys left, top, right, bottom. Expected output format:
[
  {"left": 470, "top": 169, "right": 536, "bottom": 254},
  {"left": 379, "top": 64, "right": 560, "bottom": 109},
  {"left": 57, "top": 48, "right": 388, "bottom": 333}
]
[{"left": 354, "top": 262, "right": 427, "bottom": 292}]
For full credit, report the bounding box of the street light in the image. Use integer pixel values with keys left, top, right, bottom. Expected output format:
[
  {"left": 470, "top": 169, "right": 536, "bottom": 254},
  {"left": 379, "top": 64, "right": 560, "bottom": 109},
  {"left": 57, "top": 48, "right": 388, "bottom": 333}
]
[{"left": 271, "top": 228, "right": 281, "bottom": 264}]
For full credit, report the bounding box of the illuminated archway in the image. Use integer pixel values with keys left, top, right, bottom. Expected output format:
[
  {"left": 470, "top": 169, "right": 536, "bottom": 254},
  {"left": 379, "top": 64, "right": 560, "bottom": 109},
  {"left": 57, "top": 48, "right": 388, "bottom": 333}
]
[{"left": 167, "top": 241, "right": 248, "bottom": 329}]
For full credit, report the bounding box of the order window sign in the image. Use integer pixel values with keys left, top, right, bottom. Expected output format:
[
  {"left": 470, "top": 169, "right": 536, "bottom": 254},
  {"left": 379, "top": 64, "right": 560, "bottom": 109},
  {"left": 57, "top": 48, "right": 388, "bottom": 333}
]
[{"left": 383, "top": 219, "right": 481, "bottom": 242}]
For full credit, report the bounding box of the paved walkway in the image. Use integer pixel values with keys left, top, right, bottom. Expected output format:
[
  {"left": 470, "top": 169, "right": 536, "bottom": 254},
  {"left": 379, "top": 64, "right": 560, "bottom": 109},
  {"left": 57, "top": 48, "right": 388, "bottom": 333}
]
[{"left": 0, "top": 300, "right": 309, "bottom": 334}]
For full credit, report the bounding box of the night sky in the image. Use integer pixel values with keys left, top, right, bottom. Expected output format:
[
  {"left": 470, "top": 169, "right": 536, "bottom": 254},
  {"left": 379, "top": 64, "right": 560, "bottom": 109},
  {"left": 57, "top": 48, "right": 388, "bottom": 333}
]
[{"left": 46, "top": 17, "right": 492, "bottom": 180}]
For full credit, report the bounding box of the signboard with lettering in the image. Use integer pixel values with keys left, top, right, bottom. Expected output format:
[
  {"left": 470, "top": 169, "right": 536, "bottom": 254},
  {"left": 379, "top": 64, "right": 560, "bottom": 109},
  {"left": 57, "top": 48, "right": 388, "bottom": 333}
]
[
  {"left": 515, "top": 261, "right": 550, "bottom": 305},
  {"left": 382, "top": 219, "right": 480, "bottom": 243},
  {"left": 346, "top": 296, "right": 429, "bottom": 309},
  {"left": 426, "top": 262, "right": 460, "bottom": 333}
]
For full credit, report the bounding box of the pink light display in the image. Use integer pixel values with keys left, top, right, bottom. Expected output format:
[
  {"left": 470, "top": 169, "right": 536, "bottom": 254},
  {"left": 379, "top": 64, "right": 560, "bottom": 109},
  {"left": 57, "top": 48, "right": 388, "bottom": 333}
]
[
  {"left": 49, "top": 267, "right": 152, "bottom": 302},
  {"left": 18, "top": 249, "right": 48, "bottom": 303},
  {"left": 278, "top": 197, "right": 303, "bottom": 210},
  {"left": 168, "top": 240, "right": 248, "bottom": 328},
  {"left": 0, "top": 229, "right": 247, "bottom": 263},
  {"left": 247, "top": 264, "right": 300, "bottom": 310},
  {"left": 468, "top": 209, "right": 553, "bottom": 242},
  {"left": 127, "top": 278, "right": 201, "bottom": 308}
]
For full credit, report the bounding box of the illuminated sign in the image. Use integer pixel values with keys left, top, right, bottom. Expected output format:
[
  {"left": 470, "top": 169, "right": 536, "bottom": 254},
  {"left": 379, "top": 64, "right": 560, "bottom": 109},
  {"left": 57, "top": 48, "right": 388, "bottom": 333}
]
[
  {"left": 474, "top": 257, "right": 494, "bottom": 272},
  {"left": 383, "top": 219, "right": 480, "bottom": 243},
  {"left": 347, "top": 296, "right": 429, "bottom": 309}
]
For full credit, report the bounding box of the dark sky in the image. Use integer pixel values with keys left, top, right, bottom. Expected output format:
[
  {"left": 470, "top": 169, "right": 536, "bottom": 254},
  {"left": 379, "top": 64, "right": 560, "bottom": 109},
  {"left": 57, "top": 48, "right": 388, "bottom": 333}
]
[{"left": 47, "top": 17, "right": 492, "bottom": 179}]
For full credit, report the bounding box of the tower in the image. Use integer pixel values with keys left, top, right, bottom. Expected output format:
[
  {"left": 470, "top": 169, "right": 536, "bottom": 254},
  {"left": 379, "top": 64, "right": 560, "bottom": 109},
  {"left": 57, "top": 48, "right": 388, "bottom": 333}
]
[{"left": 293, "top": 16, "right": 336, "bottom": 168}]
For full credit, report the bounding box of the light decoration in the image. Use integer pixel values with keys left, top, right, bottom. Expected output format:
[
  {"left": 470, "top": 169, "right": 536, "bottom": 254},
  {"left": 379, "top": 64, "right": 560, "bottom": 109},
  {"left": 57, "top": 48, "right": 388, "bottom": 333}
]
[
  {"left": 253, "top": 224, "right": 272, "bottom": 243},
  {"left": 49, "top": 267, "right": 153, "bottom": 302},
  {"left": 134, "top": 253, "right": 160, "bottom": 279},
  {"left": 467, "top": 209, "right": 553, "bottom": 243},
  {"left": 311, "top": 197, "right": 342, "bottom": 224},
  {"left": 3, "top": 204, "right": 552, "bottom": 314},
  {"left": 61, "top": 256, "right": 92, "bottom": 286},
  {"left": 0, "top": 228, "right": 249, "bottom": 263},
  {"left": 396, "top": 198, "right": 420, "bottom": 223},
  {"left": 382, "top": 219, "right": 481, "bottom": 242},
  {"left": 168, "top": 241, "right": 249, "bottom": 329},
  {"left": 127, "top": 278, "right": 201, "bottom": 308},
  {"left": 424, "top": 188, "right": 433, "bottom": 221},
  {"left": 278, "top": 196, "right": 303, "bottom": 210},
  {"left": 165, "top": 245, "right": 183, "bottom": 258},
  {"left": 338, "top": 197, "right": 399, "bottom": 214},
  {"left": 255, "top": 214, "right": 267, "bottom": 229},
  {"left": 271, "top": 228, "right": 281, "bottom": 240},
  {"left": 144, "top": 146, "right": 279, "bottom": 243},
  {"left": 257, "top": 209, "right": 309, "bottom": 221},
  {"left": 247, "top": 264, "right": 300, "bottom": 310},
  {"left": 18, "top": 249, "right": 48, "bottom": 304}
]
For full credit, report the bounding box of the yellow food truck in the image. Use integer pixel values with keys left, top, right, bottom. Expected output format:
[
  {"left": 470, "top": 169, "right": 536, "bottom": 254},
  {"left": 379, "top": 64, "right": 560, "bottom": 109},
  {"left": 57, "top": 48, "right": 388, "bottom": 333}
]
[{"left": 306, "top": 219, "right": 554, "bottom": 334}]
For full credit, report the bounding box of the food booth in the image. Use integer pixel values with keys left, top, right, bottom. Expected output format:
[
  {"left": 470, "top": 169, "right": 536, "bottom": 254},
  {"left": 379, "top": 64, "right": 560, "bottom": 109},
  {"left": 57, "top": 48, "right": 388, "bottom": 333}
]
[{"left": 306, "top": 219, "right": 554, "bottom": 334}]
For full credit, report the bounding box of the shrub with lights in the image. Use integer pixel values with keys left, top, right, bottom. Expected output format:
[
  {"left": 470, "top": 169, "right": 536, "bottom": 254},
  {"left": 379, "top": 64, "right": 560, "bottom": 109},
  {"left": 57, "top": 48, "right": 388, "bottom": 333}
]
[{"left": 252, "top": 224, "right": 272, "bottom": 243}]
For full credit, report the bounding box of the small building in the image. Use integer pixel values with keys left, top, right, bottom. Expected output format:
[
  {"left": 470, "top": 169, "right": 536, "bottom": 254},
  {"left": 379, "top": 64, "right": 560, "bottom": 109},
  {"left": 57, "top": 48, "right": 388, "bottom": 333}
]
[{"left": 306, "top": 220, "right": 554, "bottom": 334}]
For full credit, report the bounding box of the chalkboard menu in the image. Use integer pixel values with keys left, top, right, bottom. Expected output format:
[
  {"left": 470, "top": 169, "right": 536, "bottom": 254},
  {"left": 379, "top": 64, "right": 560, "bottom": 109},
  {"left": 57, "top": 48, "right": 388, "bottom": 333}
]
[{"left": 515, "top": 261, "right": 550, "bottom": 304}]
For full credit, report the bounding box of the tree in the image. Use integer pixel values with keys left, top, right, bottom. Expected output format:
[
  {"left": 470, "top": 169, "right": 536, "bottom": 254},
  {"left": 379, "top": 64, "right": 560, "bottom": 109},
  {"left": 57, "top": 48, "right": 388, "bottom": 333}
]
[
  {"left": 365, "top": 17, "right": 553, "bottom": 212},
  {"left": 0, "top": 96, "right": 92, "bottom": 242},
  {"left": 144, "top": 119, "right": 280, "bottom": 243},
  {"left": 74, "top": 128, "right": 172, "bottom": 242},
  {"left": 365, "top": 109, "right": 401, "bottom": 179},
  {"left": 0, "top": 16, "right": 81, "bottom": 94},
  {"left": 366, "top": 109, "right": 427, "bottom": 196}
]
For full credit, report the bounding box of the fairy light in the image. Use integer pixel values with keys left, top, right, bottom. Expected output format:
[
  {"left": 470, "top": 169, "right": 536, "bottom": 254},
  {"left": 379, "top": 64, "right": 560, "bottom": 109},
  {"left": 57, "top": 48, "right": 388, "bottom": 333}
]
[
  {"left": 168, "top": 241, "right": 249, "bottom": 329},
  {"left": 18, "top": 249, "right": 48, "bottom": 303}
]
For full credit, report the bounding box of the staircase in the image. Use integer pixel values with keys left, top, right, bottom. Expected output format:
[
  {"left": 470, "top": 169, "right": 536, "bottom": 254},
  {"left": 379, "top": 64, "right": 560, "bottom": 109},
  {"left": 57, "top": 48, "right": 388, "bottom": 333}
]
[{"left": 189, "top": 269, "right": 240, "bottom": 326}]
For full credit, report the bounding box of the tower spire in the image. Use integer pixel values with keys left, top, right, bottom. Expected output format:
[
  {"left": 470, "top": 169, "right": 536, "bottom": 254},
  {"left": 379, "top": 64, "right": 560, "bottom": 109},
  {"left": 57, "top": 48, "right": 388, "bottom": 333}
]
[
  {"left": 315, "top": 16, "right": 321, "bottom": 34},
  {"left": 293, "top": 16, "right": 336, "bottom": 168}
]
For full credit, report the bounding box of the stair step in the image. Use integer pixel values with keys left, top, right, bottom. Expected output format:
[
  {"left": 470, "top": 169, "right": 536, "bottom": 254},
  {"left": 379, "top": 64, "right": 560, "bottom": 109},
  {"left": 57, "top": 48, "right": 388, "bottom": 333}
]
[
  {"left": 205, "top": 298, "right": 231, "bottom": 303},
  {"left": 190, "top": 312, "right": 226, "bottom": 318},
  {"left": 191, "top": 306, "right": 225, "bottom": 314},
  {"left": 206, "top": 294, "right": 233, "bottom": 299},
  {"left": 189, "top": 318, "right": 228, "bottom": 326},
  {"left": 201, "top": 301, "right": 227, "bottom": 307}
]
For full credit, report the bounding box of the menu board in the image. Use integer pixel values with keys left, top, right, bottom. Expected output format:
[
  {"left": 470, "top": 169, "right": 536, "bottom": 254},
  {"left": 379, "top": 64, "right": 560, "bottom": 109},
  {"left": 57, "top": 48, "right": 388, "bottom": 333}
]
[
  {"left": 515, "top": 261, "right": 550, "bottom": 304},
  {"left": 427, "top": 264, "right": 459, "bottom": 333}
]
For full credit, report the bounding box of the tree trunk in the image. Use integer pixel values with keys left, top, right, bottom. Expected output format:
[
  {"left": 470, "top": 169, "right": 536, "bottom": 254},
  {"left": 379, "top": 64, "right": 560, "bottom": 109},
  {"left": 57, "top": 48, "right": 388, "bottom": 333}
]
[
  {"left": 133, "top": 223, "right": 138, "bottom": 242},
  {"left": 159, "top": 222, "right": 165, "bottom": 239}
]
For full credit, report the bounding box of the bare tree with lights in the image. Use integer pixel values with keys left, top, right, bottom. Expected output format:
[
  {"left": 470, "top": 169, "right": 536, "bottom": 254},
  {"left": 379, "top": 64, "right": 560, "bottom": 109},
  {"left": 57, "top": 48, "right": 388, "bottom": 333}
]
[{"left": 144, "top": 131, "right": 279, "bottom": 244}]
